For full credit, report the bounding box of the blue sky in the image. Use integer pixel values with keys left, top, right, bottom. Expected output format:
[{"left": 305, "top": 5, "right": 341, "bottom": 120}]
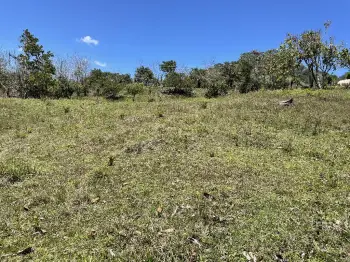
[{"left": 1, "top": 0, "right": 350, "bottom": 75}]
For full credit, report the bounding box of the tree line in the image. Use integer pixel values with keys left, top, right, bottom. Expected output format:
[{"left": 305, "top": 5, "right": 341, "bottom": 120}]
[{"left": 1, "top": 22, "right": 350, "bottom": 100}]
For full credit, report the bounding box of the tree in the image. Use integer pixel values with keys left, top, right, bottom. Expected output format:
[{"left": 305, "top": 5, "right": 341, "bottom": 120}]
[
  {"left": 189, "top": 68, "right": 207, "bottom": 89},
  {"left": 258, "top": 47, "right": 300, "bottom": 89},
  {"left": 202, "top": 65, "right": 228, "bottom": 97},
  {"left": 72, "top": 55, "right": 90, "bottom": 96},
  {"left": 236, "top": 51, "right": 262, "bottom": 93},
  {"left": 339, "top": 48, "right": 350, "bottom": 70},
  {"left": 160, "top": 60, "right": 177, "bottom": 75},
  {"left": 134, "top": 66, "right": 154, "bottom": 86},
  {"left": 17, "top": 29, "right": 56, "bottom": 98},
  {"left": 85, "top": 69, "right": 131, "bottom": 99},
  {"left": 0, "top": 52, "right": 10, "bottom": 96},
  {"left": 54, "top": 56, "right": 75, "bottom": 98},
  {"left": 86, "top": 69, "right": 105, "bottom": 96},
  {"left": 284, "top": 22, "right": 341, "bottom": 89},
  {"left": 327, "top": 74, "right": 338, "bottom": 86},
  {"left": 163, "top": 72, "right": 193, "bottom": 96},
  {"left": 126, "top": 83, "right": 144, "bottom": 101},
  {"left": 217, "top": 62, "right": 239, "bottom": 89}
]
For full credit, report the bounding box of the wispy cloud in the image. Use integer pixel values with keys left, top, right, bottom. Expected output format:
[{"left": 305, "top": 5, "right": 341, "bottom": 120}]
[
  {"left": 79, "top": 36, "right": 99, "bottom": 46},
  {"left": 94, "top": 61, "right": 107, "bottom": 67},
  {"left": 17, "top": 47, "right": 23, "bottom": 52}
]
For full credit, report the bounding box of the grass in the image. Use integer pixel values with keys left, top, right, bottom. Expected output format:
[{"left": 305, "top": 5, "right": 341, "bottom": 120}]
[{"left": 0, "top": 88, "right": 350, "bottom": 261}]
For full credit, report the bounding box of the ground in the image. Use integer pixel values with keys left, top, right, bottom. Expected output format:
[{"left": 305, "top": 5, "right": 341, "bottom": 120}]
[{"left": 0, "top": 89, "right": 349, "bottom": 261}]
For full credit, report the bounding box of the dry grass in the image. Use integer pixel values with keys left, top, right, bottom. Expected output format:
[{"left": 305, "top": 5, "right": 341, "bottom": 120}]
[{"left": 0, "top": 88, "right": 350, "bottom": 261}]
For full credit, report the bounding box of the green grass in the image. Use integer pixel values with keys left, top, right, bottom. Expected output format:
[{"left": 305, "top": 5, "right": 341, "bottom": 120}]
[{"left": 0, "top": 89, "right": 350, "bottom": 261}]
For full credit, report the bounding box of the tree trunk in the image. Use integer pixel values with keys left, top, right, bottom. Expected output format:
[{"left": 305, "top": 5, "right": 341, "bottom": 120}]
[{"left": 309, "top": 74, "right": 314, "bottom": 88}]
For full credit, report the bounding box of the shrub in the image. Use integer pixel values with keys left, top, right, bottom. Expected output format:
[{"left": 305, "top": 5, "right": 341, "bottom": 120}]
[
  {"left": 54, "top": 76, "right": 75, "bottom": 98},
  {"left": 205, "top": 83, "right": 229, "bottom": 98},
  {"left": 162, "top": 72, "right": 193, "bottom": 97},
  {"left": 102, "top": 84, "right": 124, "bottom": 100},
  {"left": 126, "top": 83, "right": 145, "bottom": 101}
]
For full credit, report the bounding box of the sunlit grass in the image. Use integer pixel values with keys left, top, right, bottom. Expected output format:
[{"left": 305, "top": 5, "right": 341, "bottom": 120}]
[{"left": 0, "top": 88, "right": 349, "bottom": 261}]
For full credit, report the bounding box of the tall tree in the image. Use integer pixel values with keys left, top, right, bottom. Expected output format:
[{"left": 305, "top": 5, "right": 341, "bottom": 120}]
[
  {"left": 134, "top": 66, "right": 154, "bottom": 86},
  {"left": 160, "top": 60, "right": 177, "bottom": 75},
  {"left": 72, "top": 55, "right": 90, "bottom": 96},
  {"left": 284, "top": 22, "right": 340, "bottom": 88},
  {"left": 189, "top": 68, "right": 207, "bottom": 89},
  {"left": 17, "top": 29, "right": 56, "bottom": 98},
  {"left": 0, "top": 52, "right": 10, "bottom": 96},
  {"left": 236, "top": 51, "right": 262, "bottom": 93},
  {"left": 216, "top": 62, "right": 239, "bottom": 89}
]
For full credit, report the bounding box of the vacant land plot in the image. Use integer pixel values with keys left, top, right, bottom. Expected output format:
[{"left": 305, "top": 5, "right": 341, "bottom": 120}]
[{"left": 0, "top": 89, "right": 350, "bottom": 261}]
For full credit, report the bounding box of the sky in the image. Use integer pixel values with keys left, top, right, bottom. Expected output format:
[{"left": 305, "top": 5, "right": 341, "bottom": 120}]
[{"left": 1, "top": 0, "right": 350, "bottom": 75}]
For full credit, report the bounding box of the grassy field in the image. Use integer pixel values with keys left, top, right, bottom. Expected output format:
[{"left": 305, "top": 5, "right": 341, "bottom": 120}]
[{"left": 0, "top": 89, "right": 350, "bottom": 261}]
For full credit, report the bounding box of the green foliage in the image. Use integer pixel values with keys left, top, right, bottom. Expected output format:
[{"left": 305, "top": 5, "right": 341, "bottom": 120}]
[
  {"left": 205, "top": 83, "right": 228, "bottom": 98},
  {"left": 236, "top": 51, "right": 262, "bottom": 93},
  {"left": 17, "top": 29, "right": 56, "bottom": 98},
  {"left": 101, "top": 83, "right": 124, "bottom": 100},
  {"left": 2, "top": 23, "right": 350, "bottom": 99},
  {"left": 189, "top": 68, "right": 207, "bottom": 89},
  {"left": 258, "top": 47, "right": 301, "bottom": 89},
  {"left": 346, "top": 72, "right": 350, "bottom": 79},
  {"left": 54, "top": 76, "right": 74, "bottom": 98},
  {"left": 284, "top": 23, "right": 341, "bottom": 88},
  {"left": 134, "top": 66, "right": 155, "bottom": 86},
  {"left": 215, "top": 62, "right": 239, "bottom": 88},
  {"left": 162, "top": 72, "right": 193, "bottom": 96},
  {"left": 126, "top": 83, "right": 145, "bottom": 101},
  {"left": 160, "top": 60, "right": 177, "bottom": 75},
  {"left": 339, "top": 48, "right": 350, "bottom": 69},
  {"left": 202, "top": 66, "right": 229, "bottom": 97},
  {"left": 85, "top": 69, "right": 131, "bottom": 98},
  {"left": 0, "top": 54, "right": 11, "bottom": 96}
]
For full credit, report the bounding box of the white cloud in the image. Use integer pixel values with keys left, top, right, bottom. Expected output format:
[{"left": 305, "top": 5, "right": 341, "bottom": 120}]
[
  {"left": 18, "top": 47, "right": 23, "bottom": 52},
  {"left": 94, "top": 61, "right": 107, "bottom": 67},
  {"left": 79, "top": 36, "right": 99, "bottom": 46}
]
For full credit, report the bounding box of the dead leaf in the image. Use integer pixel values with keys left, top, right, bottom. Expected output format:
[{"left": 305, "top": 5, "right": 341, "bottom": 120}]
[
  {"left": 33, "top": 226, "right": 47, "bottom": 235},
  {"left": 108, "top": 249, "right": 116, "bottom": 257},
  {"left": 118, "top": 230, "right": 127, "bottom": 237},
  {"left": 243, "top": 251, "right": 257, "bottom": 262},
  {"left": 203, "top": 192, "right": 215, "bottom": 200},
  {"left": 89, "top": 230, "right": 97, "bottom": 239},
  {"left": 17, "top": 247, "right": 34, "bottom": 256},
  {"left": 188, "top": 236, "right": 201, "bottom": 247},
  {"left": 180, "top": 204, "right": 192, "bottom": 209},
  {"left": 156, "top": 206, "right": 163, "bottom": 217},
  {"left": 275, "top": 253, "right": 288, "bottom": 262},
  {"left": 171, "top": 206, "right": 179, "bottom": 217},
  {"left": 90, "top": 197, "right": 100, "bottom": 204},
  {"left": 162, "top": 228, "right": 175, "bottom": 233}
]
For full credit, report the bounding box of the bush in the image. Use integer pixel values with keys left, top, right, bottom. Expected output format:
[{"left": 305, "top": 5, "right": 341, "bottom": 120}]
[
  {"left": 102, "top": 84, "right": 124, "bottom": 100},
  {"left": 237, "top": 78, "right": 261, "bottom": 93},
  {"left": 54, "top": 76, "right": 75, "bottom": 98},
  {"left": 162, "top": 72, "right": 193, "bottom": 97},
  {"left": 205, "top": 83, "right": 229, "bottom": 98},
  {"left": 126, "top": 83, "right": 145, "bottom": 101}
]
